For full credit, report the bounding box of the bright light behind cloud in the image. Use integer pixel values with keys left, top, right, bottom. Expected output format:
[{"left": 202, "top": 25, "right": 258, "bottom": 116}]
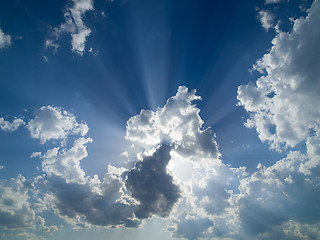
[{"left": 0, "top": 0, "right": 320, "bottom": 239}]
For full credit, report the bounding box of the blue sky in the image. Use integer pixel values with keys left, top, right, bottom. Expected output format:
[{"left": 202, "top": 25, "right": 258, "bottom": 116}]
[{"left": 0, "top": 0, "right": 319, "bottom": 239}]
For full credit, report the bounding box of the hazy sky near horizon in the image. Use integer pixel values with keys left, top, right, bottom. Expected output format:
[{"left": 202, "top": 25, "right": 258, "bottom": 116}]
[{"left": 0, "top": 0, "right": 319, "bottom": 239}]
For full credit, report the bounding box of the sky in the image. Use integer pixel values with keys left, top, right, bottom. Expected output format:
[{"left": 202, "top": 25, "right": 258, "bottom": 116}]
[{"left": 0, "top": 0, "right": 319, "bottom": 239}]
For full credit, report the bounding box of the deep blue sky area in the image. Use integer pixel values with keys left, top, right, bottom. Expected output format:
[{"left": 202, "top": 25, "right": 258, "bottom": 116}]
[
  {"left": 0, "top": 0, "right": 318, "bottom": 239},
  {"left": 0, "top": 0, "right": 282, "bottom": 174}
]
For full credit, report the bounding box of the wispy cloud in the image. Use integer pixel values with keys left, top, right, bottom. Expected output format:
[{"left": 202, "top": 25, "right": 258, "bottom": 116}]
[
  {"left": 258, "top": 10, "right": 274, "bottom": 31},
  {"left": 265, "top": 0, "right": 282, "bottom": 5},
  {"left": 0, "top": 28, "right": 11, "bottom": 49},
  {"left": 47, "top": 0, "right": 93, "bottom": 55}
]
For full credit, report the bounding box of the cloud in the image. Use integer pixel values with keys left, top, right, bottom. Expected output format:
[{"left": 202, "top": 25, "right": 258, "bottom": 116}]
[
  {"left": 126, "top": 86, "right": 220, "bottom": 163},
  {"left": 41, "top": 137, "right": 92, "bottom": 183},
  {"left": 26, "top": 106, "right": 88, "bottom": 144},
  {"left": 48, "top": 0, "right": 93, "bottom": 55},
  {"left": 237, "top": 151, "right": 320, "bottom": 238},
  {"left": 172, "top": 213, "right": 213, "bottom": 240},
  {"left": 1, "top": 71, "right": 319, "bottom": 239},
  {"left": 125, "top": 86, "right": 235, "bottom": 238},
  {"left": 25, "top": 105, "right": 139, "bottom": 228},
  {"left": 238, "top": 0, "right": 320, "bottom": 151},
  {"left": 45, "top": 40, "right": 59, "bottom": 53},
  {"left": 258, "top": 10, "right": 274, "bottom": 31},
  {"left": 15, "top": 232, "right": 46, "bottom": 240},
  {"left": 31, "top": 87, "right": 221, "bottom": 230},
  {"left": 0, "top": 28, "right": 11, "bottom": 49},
  {"left": 0, "top": 175, "right": 35, "bottom": 229},
  {"left": 43, "top": 172, "right": 140, "bottom": 228},
  {"left": 234, "top": 1, "right": 320, "bottom": 238},
  {"left": 126, "top": 144, "right": 181, "bottom": 219},
  {"left": 0, "top": 117, "right": 25, "bottom": 132},
  {"left": 265, "top": 0, "right": 282, "bottom": 4}
]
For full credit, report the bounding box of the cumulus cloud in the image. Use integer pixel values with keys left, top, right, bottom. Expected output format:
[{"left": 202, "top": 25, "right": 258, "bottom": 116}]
[
  {"left": 43, "top": 172, "right": 139, "bottom": 228},
  {"left": 125, "top": 86, "right": 240, "bottom": 239},
  {"left": 47, "top": 0, "right": 93, "bottom": 55},
  {"left": 41, "top": 137, "right": 92, "bottom": 183},
  {"left": 0, "top": 175, "right": 35, "bottom": 229},
  {"left": 234, "top": 1, "right": 320, "bottom": 238},
  {"left": 236, "top": 151, "right": 320, "bottom": 238},
  {"left": 1, "top": 71, "right": 319, "bottom": 240},
  {"left": 0, "top": 28, "right": 11, "bottom": 49},
  {"left": 238, "top": 0, "right": 320, "bottom": 151},
  {"left": 27, "top": 106, "right": 88, "bottom": 144},
  {"left": 126, "top": 86, "right": 220, "bottom": 163},
  {"left": 258, "top": 10, "right": 274, "bottom": 31},
  {"left": 0, "top": 117, "right": 24, "bottom": 132},
  {"left": 126, "top": 144, "right": 181, "bottom": 219}
]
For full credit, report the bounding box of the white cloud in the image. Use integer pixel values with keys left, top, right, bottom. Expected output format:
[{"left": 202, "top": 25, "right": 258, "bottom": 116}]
[
  {"left": 258, "top": 10, "right": 274, "bottom": 31},
  {"left": 234, "top": 1, "right": 320, "bottom": 238},
  {"left": 0, "top": 28, "right": 11, "bottom": 49},
  {"left": 126, "top": 86, "right": 220, "bottom": 163},
  {"left": 0, "top": 175, "right": 35, "bottom": 229},
  {"left": 30, "top": 152, "right": 42, "bottom": 159},
  {"left": 238, "top": 0, "right": 320, "bottom": 151},
  {"left": 16, "top": 232, "right": 46, "bottom": 240},
  {"left": 265, "top": 0, "right": 282, "bottom": 4},
  {"left": 48, "top": 0, "right": 93, "bottom": 55},
  {"left": 41, "top": 137, "right": 92, "bottom": 183},
  {"left": 125, "top": 87, "right": 239, "bottom": 238},
  {"left": 45, "top": 40, "right": 59, "bottom": 53},
  {"left": 27, "top": 106, "right": 89, "bottom": 144},
  {"left": 0, "top": 117, "right": 25, "bottom": 132}
]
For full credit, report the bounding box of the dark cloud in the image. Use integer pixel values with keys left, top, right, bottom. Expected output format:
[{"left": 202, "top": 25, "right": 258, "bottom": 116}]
[
  {"left": 126, "top": 144, "right": 181, "bottom": 219},
  {"left": 46, "top": 174, "right": 140, "bottom": 228}
]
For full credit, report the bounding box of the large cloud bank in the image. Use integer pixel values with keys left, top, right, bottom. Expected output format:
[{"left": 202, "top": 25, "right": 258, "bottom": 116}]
[
  {"left": 238, "top": 0, "right": 320, "bottom": 151},
  {"left": 1, "top": 1, "right": 320, "bottom": 239}
]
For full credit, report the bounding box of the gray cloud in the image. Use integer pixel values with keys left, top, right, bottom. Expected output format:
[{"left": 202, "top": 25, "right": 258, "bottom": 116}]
[
  {"left": 0, "top": 175, "right": 35, "bottom": 229},
  {"left": 45, "top": 173, "right": 139, "bottom": 228},
  {"left": 172, "top": 213, "right": 213, "bottom": 240},
  {"left": 126, "top": 144, "right": 181, "bottom": 219},
  {"left": 237, "top": 151, "right": 320, "bottom": 239}
]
